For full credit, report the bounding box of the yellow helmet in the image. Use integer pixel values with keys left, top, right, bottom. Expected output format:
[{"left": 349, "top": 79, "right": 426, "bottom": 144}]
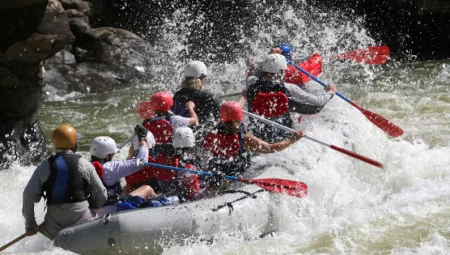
[{"left": 52, "top": 125, "right": 78, "bottom": 149}]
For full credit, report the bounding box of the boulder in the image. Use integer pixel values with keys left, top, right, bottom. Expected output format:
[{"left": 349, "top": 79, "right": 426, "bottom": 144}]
[
  {"left": 0, "top": 0, "right": 74, "bottom": 169},
  {"left": 44, "top": 27, "right": 156, "bottom": 95}
]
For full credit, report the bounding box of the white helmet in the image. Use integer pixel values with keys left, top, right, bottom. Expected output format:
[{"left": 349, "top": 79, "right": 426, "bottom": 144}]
[
  {"left": 261, "top": 54, "right": 287, "bottom": 74},
  {"left": 132, "top": 132, "right": 156, "bottom": 150},
  {"left": 173, "top": 127, "right": 195, "bottom": 148},
  {"left": 90, "top": 136, "right": 120, "bottom": 159},
  {"left": 184, "top": 61, "right": 208, "bottom": 78}
]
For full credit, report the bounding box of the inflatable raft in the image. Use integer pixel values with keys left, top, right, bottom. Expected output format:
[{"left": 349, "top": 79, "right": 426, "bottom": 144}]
[{"left": 54, "top": 184, "right": 280, "bottom": 254}]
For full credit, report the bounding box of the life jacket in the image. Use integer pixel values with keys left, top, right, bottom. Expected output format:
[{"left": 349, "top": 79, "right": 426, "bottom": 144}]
[
  {"left": 172, "top": 88, "right": 220, "bottom": 129},
  {"left": 125, "top": 156, "right": 156, "bottom": 187},
  {"left": 247, "top": 79, "right": 294, "bottom": 143},
  {"left": 178, "top": 158, "right": 201, "bottom": 200},
  {"left": 142, "top": 112, "right": 174, "bottom": 145},
  {"left": 41, "top": 154, "right": 89, "bottom": 205},
  {"left": 91, "top": 161, "right": 122, "bottom": 206},
  {"left": 284, "top": 53, "right": 323, "bottom": 86},
  {"left": 125, "top": 154, "right": 179, "bottom": 188},
  {"left": 247, "top": 79, "right": 290, "bottom": 118},
  {"left": 204, "top": 127, "right": 250, "bottom": 176}
]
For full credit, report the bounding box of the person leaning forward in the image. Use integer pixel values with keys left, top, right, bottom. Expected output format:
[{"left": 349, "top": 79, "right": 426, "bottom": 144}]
[{"left": 22, "top": 125, "right": 107, "bottom": 240}]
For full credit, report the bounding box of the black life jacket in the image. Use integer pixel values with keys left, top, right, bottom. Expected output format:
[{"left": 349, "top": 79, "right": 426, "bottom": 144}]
[
  {"left": 91, "top": 161, "right": 122, "bottom": 206},
  {"left": 172, "top": 88, "right": 220, "bottom": 128},
  {"left": 42, "top": 154, "right": 90, "bottom": 205},
  {"left": 203, "top": 124, "right": 251, "bottom": 176}
]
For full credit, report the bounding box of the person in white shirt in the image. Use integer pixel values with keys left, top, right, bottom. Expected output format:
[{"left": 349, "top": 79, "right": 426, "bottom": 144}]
[{"left": 89, "top": 124, "right": 156, "bottom": 217}]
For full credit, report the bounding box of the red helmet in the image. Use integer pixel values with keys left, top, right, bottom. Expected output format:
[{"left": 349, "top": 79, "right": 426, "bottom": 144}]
[
  {"left": 220, "top": 101, "right": 243, "bottom": 123},
  {"left": 151, "top": 92, "right": 173, "bottom": 112}
]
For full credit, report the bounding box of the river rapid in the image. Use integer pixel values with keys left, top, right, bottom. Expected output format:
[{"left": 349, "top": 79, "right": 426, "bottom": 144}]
[{"left": 1, "top": 2, "right": 450, "bottom": 254}]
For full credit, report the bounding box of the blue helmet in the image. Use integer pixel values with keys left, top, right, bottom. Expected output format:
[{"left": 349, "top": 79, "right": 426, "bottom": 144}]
[{"left": 278, "top": 43, "right": 293, "bottom": 59}]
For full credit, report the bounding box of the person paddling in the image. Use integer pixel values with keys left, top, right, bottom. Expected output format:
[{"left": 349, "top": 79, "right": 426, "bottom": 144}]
[
  {"left": 125, "top": 92, "right": 198, "bottom": 195},
  {"left": 247, "top": 43, "right": 322, "bottom": 87},
  {"left": 89, "top": 124, "right": 157, "bottom": 216},
  {"left": 242, "top": 54, "right": 337, "bottom": 142},
  {"left": 172, "top": 61, "right": 220, "bottom": 130},
  {"left": 204, "top": 101, "right": 304, "bottom": 180},
  {"left": 171, "top": 127, "right": 202, "bottom": 201},
  {"left": 22, "top": 125, "right": 107, "bottom": 240}
]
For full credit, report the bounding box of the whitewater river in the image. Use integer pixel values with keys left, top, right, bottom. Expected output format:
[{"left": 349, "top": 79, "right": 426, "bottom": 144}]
[{"left": 1, "top": 4, "right": 450, "bottom": 254}]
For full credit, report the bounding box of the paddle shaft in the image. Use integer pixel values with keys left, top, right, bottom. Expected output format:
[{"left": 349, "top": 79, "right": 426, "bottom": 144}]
[
  {"left": 0, "top": 233, "right": 27, "bottom": 252},
  {"left": 243, "top": 110, "right": 384, "bottom": 169},
  {"left": 118, "top": 134, "right": 135, "bottom": 150},
  {"left": 138, "top": 161, "right": 308, "bottom": 197},
  {"left": 286, "top": 59, "right": 351, "bottom": 102},
  {"left": 139, "top": 161, "right": 239, "bottom": 181},
  {"left": 285, "top": 58, "right": 403, "bottom": 137}
]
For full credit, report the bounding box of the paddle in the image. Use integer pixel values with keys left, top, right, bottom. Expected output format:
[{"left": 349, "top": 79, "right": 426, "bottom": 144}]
[
  {"left": 285, "top": 58, "right": 404, "bottom": 137},
  {"left": 291, "top": 46, "right": 390, "bottom": 65},
  {"left": 118, "top": 134, "right": 135, "bottom": 149},
  {"left": 333, "top": 46, "right": 390, "bottom": 65},
  {"left": 137, "top": 102, "right": 154, "bottom": 119},
  {"left": 0, "top": 233, "right": 27, "bottom": 252},
  {"left": 243, "top": 110, "right": 384, "bottom": 169},
  {"left": 138, "top": 161, "right": 308, "bottom": 198}
]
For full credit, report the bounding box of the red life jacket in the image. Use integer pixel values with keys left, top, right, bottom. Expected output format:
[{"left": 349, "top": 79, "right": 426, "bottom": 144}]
[
  {"left": 284, "top": 53, "right": 322, "bottom": 85},
  {"left": 204, "top": 131, "right": 241, "bottom": 158},
  {"left": 125, "top": 154, "right": 179, "bottom": 185},
  {"left": 151, "top": 154, "right": 178, "bottom": 182},
  {"left": 178, "top": 163, "right": 200, "bottom": 200},
  {"left": 251, "top": 91, "right": 289, "bottom": 117},
  {"left": 91, "top": 161, "right": 104, "bottom": 179},
  {"left": 124, "top": 156, "right": 156, "bottom": 186},
  {"left": 90, "top": 161, "right": 122, "bottom": 205},
  {"left": 143, "top": 114, "right": 173, "bottom": 144}
]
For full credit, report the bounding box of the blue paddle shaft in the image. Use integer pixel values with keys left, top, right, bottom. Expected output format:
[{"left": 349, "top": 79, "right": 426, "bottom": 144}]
[
  {"left": 139, "top": 161, "right": 238, "bottom": 181},
  {"left": 285, "top": 58, "right": 351, "bottom": 103}
]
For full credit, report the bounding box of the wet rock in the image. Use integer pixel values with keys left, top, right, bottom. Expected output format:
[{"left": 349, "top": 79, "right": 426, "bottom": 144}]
[
  {"left": 0, "top": 0, "right": 74, "bottom": 169},
  {"left": 44, "top": 27, "right": 156, "bottom": 95},
  {"left": 65, "top": 9, "right": 89, "bottom": 24},
  {"left": 60, "top": 0, "right": 91, "bottom": 14}
]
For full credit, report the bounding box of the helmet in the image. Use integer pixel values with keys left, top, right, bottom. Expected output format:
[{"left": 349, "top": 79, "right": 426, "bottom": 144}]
[
  {"left": 90, "top": 136, "right": 120, "bottom": 159},
  {"left": 52, "top": 125, "right": 78, "bottom": 149},
  {"left": 151, "top": 92, "right": 173, "bottom": 112},
  {"left": 184, "top": 61, "right": 208, "bottom": 78},
  {"left": 173, "top": 127, "right": 195, "bottom": 148},
  {"left": 261, "top": 54, "right": 288, "bottom": 74},
  {"left": 220, "top": 101, "right": 243, "bottom": 123},
  {"left": 279, "top": 43, "right": 293, "bottom": 59}
]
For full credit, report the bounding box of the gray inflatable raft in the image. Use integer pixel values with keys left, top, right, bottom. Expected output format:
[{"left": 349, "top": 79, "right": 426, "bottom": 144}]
[{"left": 54, "top": 185, "right": 279, "bottom": 254}]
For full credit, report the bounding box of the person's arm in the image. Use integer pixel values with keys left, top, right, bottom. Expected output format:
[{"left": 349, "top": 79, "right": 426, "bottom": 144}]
[
  {"left": 102, "top": 126, "right": 150, "bottom": 186},
  {"left": 243, "top": 130, "right": 303, "bottom": 154},
  {"left": 185, "top": 101, "right": 198, "bottom": 125},
  {"left": 82, "top": 160, "right": 107, "bottom": 209},
  {"left": 285, "top": 83, "right": 335, "bottom": 107},
  {"left": 238, "top": 90, "right": 247, "bottom": 108},
  {"left": 22, "top": 162, "right": 48, "bottom": 235}
]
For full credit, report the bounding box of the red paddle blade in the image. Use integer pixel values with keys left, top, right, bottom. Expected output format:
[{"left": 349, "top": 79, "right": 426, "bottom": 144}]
[
  {"left": 349, "top": 101, "right": 404, "bottom": 137},
  {"left": 238, "top": 178, "right": 308, "bottom": 198},
  {"left": 137, "top": 102, "right": 154, "bottom": 119},
  {"left": 334, "top": 46, "right": 390, "bottom": 64}
]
